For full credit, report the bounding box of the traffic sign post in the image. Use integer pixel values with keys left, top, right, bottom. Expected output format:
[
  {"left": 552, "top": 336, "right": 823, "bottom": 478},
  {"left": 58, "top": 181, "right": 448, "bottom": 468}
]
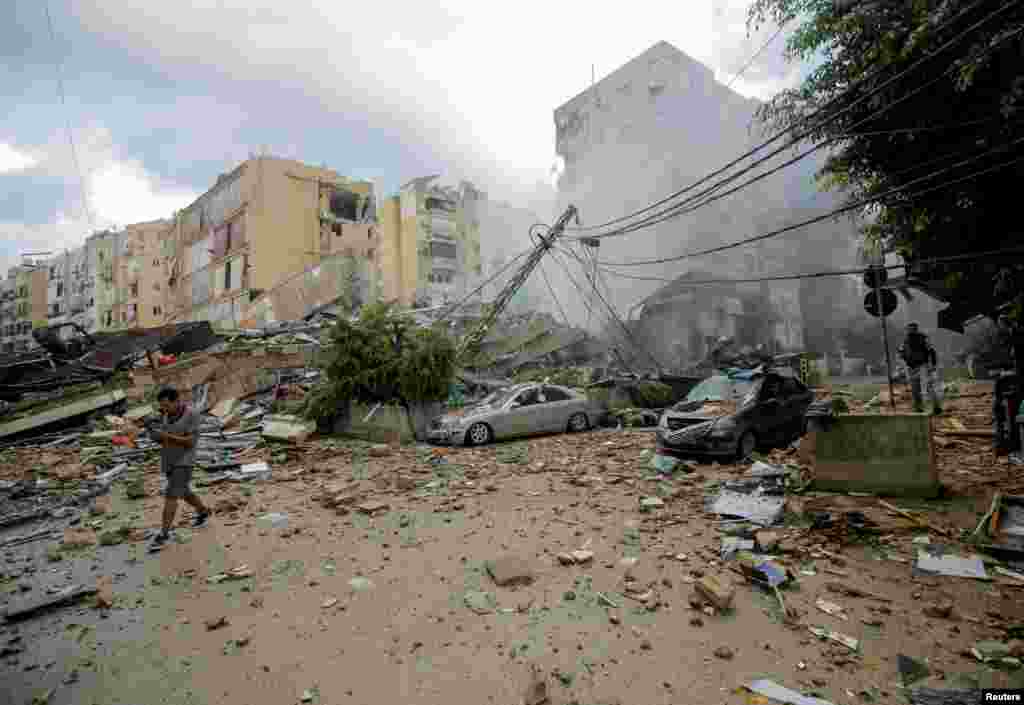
[{"left": 864, "top": 266, "right": 897, "bottom": 409}]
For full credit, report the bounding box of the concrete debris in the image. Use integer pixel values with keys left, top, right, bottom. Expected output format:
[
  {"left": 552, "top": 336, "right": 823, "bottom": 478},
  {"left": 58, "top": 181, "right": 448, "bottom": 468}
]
[
  {"left": 262, "top": 415, "right": 315, "bottom": 443},
  {"left": 693, "top": 575, "right": 735, "bottom": 610},
  {"left": 3, "top": 584, "right": 99, "bottom": 622},
  {"left": 898, "top": 653, "right": 931, "bottom": 686},
  {"left": 915, "top": 547, "right": 988, "bottom": 579},
  {"left": 809, "top": 626, "right": 859, "bottom": 651},
  {"left": 486, "top": 557, "right": 535, "bottom": 587}
]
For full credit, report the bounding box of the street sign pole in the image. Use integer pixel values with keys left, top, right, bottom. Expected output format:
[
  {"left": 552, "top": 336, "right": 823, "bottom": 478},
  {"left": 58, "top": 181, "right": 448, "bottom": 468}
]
[{"left": 872, "top": 272, "right": 897, "bottom": 409}]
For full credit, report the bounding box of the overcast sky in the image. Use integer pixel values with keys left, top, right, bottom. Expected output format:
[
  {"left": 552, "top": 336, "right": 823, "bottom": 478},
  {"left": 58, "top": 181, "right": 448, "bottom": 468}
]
[{"left": 0, "top": 0, "right": 806, "bottom": 274}]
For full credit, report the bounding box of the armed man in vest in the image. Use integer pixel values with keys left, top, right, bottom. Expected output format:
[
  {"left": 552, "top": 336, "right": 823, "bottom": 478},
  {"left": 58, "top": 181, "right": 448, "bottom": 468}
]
[{"left": 897, "top": 322, "right": 942, "bottom": 415}]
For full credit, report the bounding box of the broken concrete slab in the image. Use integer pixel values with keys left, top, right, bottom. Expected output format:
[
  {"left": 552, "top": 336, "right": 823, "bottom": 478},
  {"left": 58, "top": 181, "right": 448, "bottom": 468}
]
[
  {"left": 3, "top": 585, "right": 99, "bottom": 622},
  {"left": 262, "top": 414, "right": 315, "bottom": 443},
  {"left": 694, "top": 575, "right": 735, "bottom": 610},
  {"left": 710, "top": 490, "right": 786, "bottom": 527},
  {"left": 486, "top": 556, "right": 535, "bottom": 587},
  {"left": 915, "top": 548, "right": 988, "bottom": 579},
  {"left": 0, "top": 389, "right": 126, "bottom": 440}
]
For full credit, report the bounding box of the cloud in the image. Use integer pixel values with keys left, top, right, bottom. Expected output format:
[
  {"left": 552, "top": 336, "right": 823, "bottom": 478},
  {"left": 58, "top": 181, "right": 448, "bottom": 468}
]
[
  {"left": 68, "top": 0, "right": 800, "bottom": 194},
  {"left": 0, "top": 124, "right": 196, "bottom": 273},
  {"left": 0, "top": 143, "right": 37, "bottom": 173}
]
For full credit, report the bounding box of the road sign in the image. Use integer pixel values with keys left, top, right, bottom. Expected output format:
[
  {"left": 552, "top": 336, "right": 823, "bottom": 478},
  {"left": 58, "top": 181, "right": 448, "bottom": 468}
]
[
  {"left": 863, "top": 265, "right": 888, "bottom": 289},
  {"left": 864, "top": 289, "right": 898, "bottom": 318}
]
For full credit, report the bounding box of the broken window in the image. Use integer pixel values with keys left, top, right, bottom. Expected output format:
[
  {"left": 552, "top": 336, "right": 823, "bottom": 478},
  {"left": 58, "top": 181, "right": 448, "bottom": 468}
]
[
  {"left": 329, "top": 189, "right": 360, "bottom": 221},
  {"left": 225, "top": 260, "right": 232, "bottom": 291},
  {"left": 56, "top": 282, "right": 64, "bottom": 297},
  {"left": 425, "top": 197, "right": 456, "bottom": 214},
  {"left": 429, "top": 241, "right": 457, "bottom": 259},
  {"left": 225, "top": 222, "right": 233, "bottom": 252}
]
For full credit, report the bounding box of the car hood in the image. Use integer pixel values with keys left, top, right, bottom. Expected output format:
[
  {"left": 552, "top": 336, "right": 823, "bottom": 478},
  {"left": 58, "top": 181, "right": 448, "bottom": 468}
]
[
  {"left": 665, "top": 399, "right": 740, "bottom": 420},
  {"left": 436, "top": 406, "right": 493, "bottom": 425}
]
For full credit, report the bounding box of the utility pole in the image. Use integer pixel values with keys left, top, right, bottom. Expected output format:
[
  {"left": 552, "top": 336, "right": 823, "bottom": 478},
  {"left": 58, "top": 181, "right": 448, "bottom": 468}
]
[{"left": 868, "top": 258, "right": 897, "bottom": 409}]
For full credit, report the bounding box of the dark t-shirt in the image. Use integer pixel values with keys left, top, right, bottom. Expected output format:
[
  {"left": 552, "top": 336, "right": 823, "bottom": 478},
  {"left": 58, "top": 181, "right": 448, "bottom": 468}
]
[{"left": 159, "top": 403, "right": 200, "bottom": 473}]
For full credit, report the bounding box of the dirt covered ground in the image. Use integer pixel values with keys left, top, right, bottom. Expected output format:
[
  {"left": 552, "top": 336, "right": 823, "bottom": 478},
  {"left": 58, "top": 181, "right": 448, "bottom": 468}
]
[{"left": 2, "top": 381, "right": 1023, "bottom": 705}]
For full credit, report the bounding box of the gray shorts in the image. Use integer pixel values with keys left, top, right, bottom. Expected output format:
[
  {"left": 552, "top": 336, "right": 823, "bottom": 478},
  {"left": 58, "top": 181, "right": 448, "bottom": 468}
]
[{"left": 163, "top": 466, "right": 194, "bottom": 499}]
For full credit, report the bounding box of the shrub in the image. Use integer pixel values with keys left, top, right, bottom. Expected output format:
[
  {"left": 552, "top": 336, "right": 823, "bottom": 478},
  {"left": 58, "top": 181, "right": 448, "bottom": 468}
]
[{"left": 302, "top": 303, "right": 456, "bottom": 425}]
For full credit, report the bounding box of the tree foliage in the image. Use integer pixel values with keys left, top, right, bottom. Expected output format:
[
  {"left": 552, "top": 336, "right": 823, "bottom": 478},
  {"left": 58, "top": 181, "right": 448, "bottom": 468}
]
[
  {"left": 747, "top": 0, "right": 1024, "bottom": 324},
  {"left": 302, "top": 303, "right": 457, "bottom": 424}
]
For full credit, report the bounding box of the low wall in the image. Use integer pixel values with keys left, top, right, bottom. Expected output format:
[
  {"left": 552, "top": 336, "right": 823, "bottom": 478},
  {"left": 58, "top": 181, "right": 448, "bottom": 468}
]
[
  {"left": 337, "top": 401, "right": 444, "bottom": 443},
  {"left": 808, "top": 413, "right": 939, "bottom": 498}
]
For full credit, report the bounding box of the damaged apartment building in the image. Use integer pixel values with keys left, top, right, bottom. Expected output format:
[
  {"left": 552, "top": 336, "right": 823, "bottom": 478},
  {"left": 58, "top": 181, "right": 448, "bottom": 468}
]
[
  {"left": 552, "top": 41, "right": 860, "bottom": 358},
  {"left": 163, "top": 156, "right": 378, "bottom": 327},
  {"left": 378, "top": 176, "right": 483, "bottom": 309}
]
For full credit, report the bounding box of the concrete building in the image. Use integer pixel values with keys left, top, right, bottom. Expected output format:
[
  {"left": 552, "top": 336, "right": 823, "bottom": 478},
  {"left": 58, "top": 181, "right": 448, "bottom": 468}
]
[
  {"left": 378, "top": 176, "right": 483, "bottom": 308},
  {"left": 88, "top": 230, "right": 121, "bottom": 331},
  {"left": 45, "top": 252, "right": 70, "bottom": 327},
  {"left": 0, "top": 276, "right": 17, "bottom": 353},
  {"left": 66, "top": 244, "right": 94, "bottom": 332},
  {"left": 110, "top": 220, "right": 171, "bottom": 329},
  {"left": 164, "top": 156, "right": 378, "bottom": 326}
]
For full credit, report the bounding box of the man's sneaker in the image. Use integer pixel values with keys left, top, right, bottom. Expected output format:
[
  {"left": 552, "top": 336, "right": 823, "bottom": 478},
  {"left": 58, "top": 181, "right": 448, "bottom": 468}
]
[
  {"left": 148, "top": 530, "right": 172, "bottom": 552},
  {"left": 192, "top": 511, "right": 210, "bottom": 528}
]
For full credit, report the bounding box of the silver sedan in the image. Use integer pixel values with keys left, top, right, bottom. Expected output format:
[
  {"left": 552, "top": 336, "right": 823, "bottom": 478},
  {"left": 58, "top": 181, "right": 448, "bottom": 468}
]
[{"left": 428, "top": 383, "right": 599, "bottom": 446}]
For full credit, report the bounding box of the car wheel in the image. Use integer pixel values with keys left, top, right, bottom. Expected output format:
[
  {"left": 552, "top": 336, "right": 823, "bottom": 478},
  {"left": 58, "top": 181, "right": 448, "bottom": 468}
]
[
  {"left": 736, "top": 431, "right": 756, "bottom": 460},
  {"left": 567, "top": 412, "right": 589, "bottom": 432},
  {"left": 465, "top": 422, "right": 492, "bottom": 446}
]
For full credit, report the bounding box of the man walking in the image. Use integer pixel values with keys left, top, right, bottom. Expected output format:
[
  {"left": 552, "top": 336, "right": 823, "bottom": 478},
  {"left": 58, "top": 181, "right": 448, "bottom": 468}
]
[
  {"left": 149, "top": 386, "right": 209, "bottom": 549},
  {"left": 897, "top": 322, "right": 942, "bottom": 415}
]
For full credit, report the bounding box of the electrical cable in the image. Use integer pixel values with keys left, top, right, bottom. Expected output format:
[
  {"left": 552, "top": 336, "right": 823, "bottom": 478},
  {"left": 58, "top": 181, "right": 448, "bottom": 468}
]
[
  {"left": 593, "top": 136, "right": 1024, "bottom": 267},
  {"left": 43, "top": 0, "right": 94, "bottom": 227},
  {"left": 436, "top": 248, "right": 531, "bottom": 322},
  {"left": 726, "top": 22, "right": 789, "bottom": 90},
  {"left": 578, "top": 245, "right": 1024, "bottom": 287},
  {"left": 548, "top": 248, "right": 664, "bottom": 370},
  {"left": 537, "top": 259, "right": 571, "bottom": 327},
  {"left": 578, "top": 20, "right": 1024, "bottom": 243},
  {"left": 566, "top": 0, "right": 1016, "bottom": 236}
]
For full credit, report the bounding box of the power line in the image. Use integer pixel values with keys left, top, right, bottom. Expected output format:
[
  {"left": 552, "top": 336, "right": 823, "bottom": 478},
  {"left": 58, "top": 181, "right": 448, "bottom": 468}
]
[
  {"left": 436, "top": 248, "right": 531, "bottom": 322},
  {"left": 43, "top": 0, "right": 94, "bottom": 227},
  {"left": 548, "top": 248, "right": 664, "bottom": 370},
  {"left": 536, "top": 258, "right": 571, "bottom": 327},
  {"left": 726, "top": 22, "right": 788, "bottom": 90},
  {"left": 585, "top": 245, "right": 1024, "bottom": 288},
  {"left": 566, "top": 0, "right": 1015, "bottom": 236},
  {"left": 594, "top": 136, "right": 1024, "bottom": 267},
  {"left": 578, "top": 19, "right": 1024, "bottom": 243}
]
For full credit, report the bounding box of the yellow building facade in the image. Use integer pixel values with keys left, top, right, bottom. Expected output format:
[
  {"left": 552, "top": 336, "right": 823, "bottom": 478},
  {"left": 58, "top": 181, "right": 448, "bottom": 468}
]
[
  {"left": 163, "top": 156, "right": 378, "bottom": 327},
  {"left": 377, "top": 176, "right": 483, "bottom": 308}
]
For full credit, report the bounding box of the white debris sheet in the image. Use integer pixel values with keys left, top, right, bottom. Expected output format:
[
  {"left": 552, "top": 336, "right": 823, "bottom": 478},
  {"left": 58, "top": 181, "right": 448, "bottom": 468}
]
[
  {"left": 710, "top": 489, "right": 786, "bottom": 527},
  {"left": 915, "top": 548, "right": 988, "bottom": 580},
  {"left": 746, "top": 679, "right": 836, "bottom": 705}
]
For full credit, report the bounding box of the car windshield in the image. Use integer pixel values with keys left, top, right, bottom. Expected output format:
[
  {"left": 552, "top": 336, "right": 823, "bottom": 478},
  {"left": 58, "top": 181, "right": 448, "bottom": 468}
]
[
  {"left": 479, "top": 388, "right": 517, "bottom": 408},
  {"left": 684, "top": 376, "right": 756, "bottom": 403}
]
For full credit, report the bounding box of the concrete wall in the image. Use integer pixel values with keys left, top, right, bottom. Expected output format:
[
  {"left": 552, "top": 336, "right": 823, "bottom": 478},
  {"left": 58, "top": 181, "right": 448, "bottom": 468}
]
[
  {"left": 340, "top": 400, "right": 444, "bottom": 443},
  {"left": 809, "top": 414, "right": 939, "bottom": 497}
]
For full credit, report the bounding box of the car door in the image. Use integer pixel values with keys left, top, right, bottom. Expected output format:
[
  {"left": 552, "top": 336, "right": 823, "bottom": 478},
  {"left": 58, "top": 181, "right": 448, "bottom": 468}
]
[
  {"left": 542, "top": 385, "right": 575, "bottom": 431},
  {"left": 752, "top": 374, "right": 787, "bottom": 444},
  {"left": 500, "top": 386, "right": 541, "bottom": 438}
]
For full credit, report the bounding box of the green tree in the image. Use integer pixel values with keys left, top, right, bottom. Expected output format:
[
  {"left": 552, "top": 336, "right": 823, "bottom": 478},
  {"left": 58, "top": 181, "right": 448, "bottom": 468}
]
[
  {"left": 302, "top": 303, "right": 457, "bottom": 437},
  {"left": 747, "top": 0, "right": 1024, "bottom": 330}
]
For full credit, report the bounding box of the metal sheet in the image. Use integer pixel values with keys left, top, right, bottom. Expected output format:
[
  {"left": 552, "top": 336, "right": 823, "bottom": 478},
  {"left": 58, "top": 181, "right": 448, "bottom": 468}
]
[
  {"left": 746, "top": 679, "right": 836, "bottom": 705},
  {"left": 710, "top": 489, "right": 785, "bottom": 526},
  {"left": 915, "top": 548, "right": 988, "bottom": 579}
]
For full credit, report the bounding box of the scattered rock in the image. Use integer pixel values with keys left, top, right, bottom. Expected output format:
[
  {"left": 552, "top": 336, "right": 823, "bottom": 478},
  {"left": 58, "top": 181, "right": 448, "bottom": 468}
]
[
  {"left": 395, "top": 476, "right": 417, "bottom": 491},
  {"left": 486, "top": 556, "right": 534, "bottom": 587},
  {"left": 755, "top": 530, "right": 780, "bottom": 552},
  {"left": 204, "top": 616, "right": 229, "bottom": 631},
  {"left": 369, "top": 444, "right": 391, "bottom": 458},
  {"left": 640, "top": 639, "right": 653, "bottom": 651},
  {"left": 713, "top": 645, "right": 734, "bottom": 660},
  {"left": 523, "top": 667, "right": 549, "bottom": 705},
  {"left": 94, "top": 576, "right": 113, "bottom": 610},
  {"left": 694, "top": 575, "right": 735, "bottom": 610},
  {"left": 61, "top": 528, "right": 95, "bottom": 549},
  {"left": 923, "top": 601, "right": 954, "bottom": 620},
  {"left": 356, "top": 501, "right": 390, "bottom": 515},
  {"left": 556, "top": 553, "right": 575, "bottom": 566},
  {"left": 89, "top": 495, "right": 111, "bottom": 516}
]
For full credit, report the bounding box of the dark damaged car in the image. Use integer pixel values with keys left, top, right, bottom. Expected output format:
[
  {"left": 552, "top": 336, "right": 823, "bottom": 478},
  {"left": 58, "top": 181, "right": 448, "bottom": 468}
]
[{"left": 656, "top": 369, "right": 814, "bottom": 460}]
